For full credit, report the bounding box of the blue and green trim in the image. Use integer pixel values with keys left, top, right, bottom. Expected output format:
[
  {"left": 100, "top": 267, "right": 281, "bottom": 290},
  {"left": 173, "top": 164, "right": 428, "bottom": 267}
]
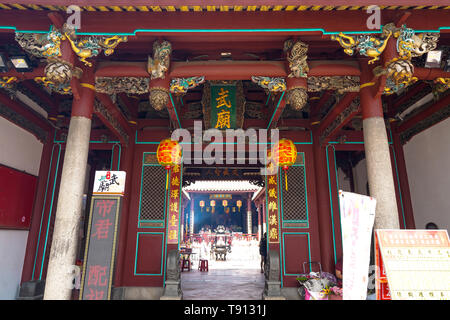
[
  {"left": 32, "top": 143, "right": 61, "bottom": 280},
  {"left": 4, "top": 25, "right": 449, "bottom": 36},
  {"left": 325, "top": 144, "right": 340, "bottom": 266}
]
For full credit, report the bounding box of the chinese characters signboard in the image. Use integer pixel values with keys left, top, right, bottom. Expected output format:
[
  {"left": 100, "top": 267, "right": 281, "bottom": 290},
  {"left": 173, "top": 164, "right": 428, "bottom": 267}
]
[
  {"left": 167, "top": 164, "right": 182, "bottom": 245},
  {"left": 210, "top": 84, "right": 237, "bottom": 130},
  {"left": 375, "top": 229, "right": 450, "bottom": 300},
  {"left": 80, "top": 197, "right": 121, "bottom": 300},
  {"left": 93, "top": 171, "right": 126, "bottom": 195},
  {"left": 339, "top": 191, "right": 376, "bottom": 300},
  {"left": 266, "top": 174, "right": 280, "bottom": 244}
]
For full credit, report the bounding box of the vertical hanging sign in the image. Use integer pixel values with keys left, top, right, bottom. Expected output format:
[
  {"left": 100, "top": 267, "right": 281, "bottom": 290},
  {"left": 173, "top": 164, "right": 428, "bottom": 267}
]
[
  {"left": 266, "top": 174, "right": 280, "bottom": 243},
  {"left": 80, "top": 171, "right": 126, "bottom": 300},
  {"left": 167, "top": 164, "right": 182, "bottom": 245},
  {"left": 339, "top": 190, "right": 376, "bottom": 300},
  {"left": 210, "top": 84, "right": 237, "bottom": 130}
]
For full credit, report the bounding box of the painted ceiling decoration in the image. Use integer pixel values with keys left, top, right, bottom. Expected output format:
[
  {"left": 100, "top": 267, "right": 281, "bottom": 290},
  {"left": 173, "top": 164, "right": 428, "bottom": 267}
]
[{"left": 0, "top": 4, "right": 449, "bottom": 12}]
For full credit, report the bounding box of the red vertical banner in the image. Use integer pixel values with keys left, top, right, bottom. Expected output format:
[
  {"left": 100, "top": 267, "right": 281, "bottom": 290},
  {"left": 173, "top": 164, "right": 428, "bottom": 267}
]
[
  {"left": 375, "top": 232, "right": 391, "bottom": 300},
  {"left": 266, "top": 174, "right": 280, "bottom": 244},
  {"left": 167, "top": 164, "right": 181, "bottom": 245}
]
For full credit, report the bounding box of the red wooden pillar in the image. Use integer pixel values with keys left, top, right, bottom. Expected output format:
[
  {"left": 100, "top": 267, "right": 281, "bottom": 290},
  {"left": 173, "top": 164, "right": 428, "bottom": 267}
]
[
  {"left": 21, "top": 129, "right": 55, "bottom": 283},
  {"left": 113, "top": 136, "right": 135, "bottom": 287},
  {"left": 312, "top": 128, "right": 336, "bottom": 273},
  {"left": 391, "top": 124, "right": 416, "bottom": 229}
]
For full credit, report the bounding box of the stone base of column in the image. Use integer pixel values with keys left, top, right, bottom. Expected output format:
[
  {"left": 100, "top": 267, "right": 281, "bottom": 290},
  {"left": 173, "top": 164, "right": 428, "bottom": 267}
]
[
  {"left": 160, "top": 280, "right": 183, "bottom": 300},
  {"left": 16, "top": 280, "right": 45, "bottom": 300},
  {"left": 262, "top": 281, "right": 285, "bottom": 299},
  {"left": 160, "top": 249, "right": 183, "bottom": 300}
]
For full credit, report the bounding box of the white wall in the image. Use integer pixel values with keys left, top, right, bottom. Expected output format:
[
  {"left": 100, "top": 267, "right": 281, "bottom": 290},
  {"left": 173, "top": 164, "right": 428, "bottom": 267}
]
[
  {"left": 0, "top": 116, "right": 43, "bottom": 176},
  {"left": 403, "top": 117, "right": 450, "bottom": 232},
  {"left": 353, "top": 159, "right": 369, "bottom": 196},
  {"left": 0, "top": 230, "right": 29, "bottom": 299},
  {"left": 0, "top": 116, "right": 43, "bottom": 299}
]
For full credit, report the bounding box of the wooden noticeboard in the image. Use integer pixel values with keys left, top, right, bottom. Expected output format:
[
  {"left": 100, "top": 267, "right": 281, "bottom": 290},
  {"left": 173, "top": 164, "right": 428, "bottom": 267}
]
[
  {"left": 375, "top": 229, "right": 450, "bottom": 300},
  {"left": 79, "top": 196, "right": 122, "bottom": 300}
]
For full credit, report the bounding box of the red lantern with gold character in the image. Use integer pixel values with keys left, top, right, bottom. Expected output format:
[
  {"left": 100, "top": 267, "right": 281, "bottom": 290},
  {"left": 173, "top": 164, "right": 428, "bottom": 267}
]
[
  {"left": 157, "top": 138, "right": 182, "bottom": 189},
  {"left": 271, "top": 138, "right": 297, "bottom": 190}
]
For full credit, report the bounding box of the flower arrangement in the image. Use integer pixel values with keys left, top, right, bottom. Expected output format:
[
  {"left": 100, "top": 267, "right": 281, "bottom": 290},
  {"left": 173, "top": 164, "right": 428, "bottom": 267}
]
[{"left": 296, "top": 272, "right": 342, "bottom": 300}]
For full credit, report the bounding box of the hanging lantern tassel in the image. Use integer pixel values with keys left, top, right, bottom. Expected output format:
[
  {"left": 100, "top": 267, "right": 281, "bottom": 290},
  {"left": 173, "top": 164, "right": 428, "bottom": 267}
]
[
  {"left": 165, "top": 166, "right": 170, "bottom": 190},
  {"left": 283, "top": 166, "right": 288, "bottom": 191}
]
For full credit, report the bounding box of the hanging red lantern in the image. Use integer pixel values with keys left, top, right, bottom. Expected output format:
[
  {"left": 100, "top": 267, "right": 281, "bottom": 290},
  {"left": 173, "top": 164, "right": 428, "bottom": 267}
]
[
  {"left": 157, "top": 138, "right": 182, "bottom": 189},
  {"left": 199, "top": 200, "right": 205, "bottom": 212},
  {"left": 236, "top": 200, "right": 242, "bottom": 212},
  {"left": 271, "top": 138, "right": 297, "bottom": 190},
  {"left": 222, "top": 200, "right": 228, "bottom": 207}
]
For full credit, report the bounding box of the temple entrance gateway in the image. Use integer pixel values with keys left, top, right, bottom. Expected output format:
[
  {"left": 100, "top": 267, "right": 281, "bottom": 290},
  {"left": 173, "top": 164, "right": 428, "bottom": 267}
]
[{"left": 3, "top": 3, "right": 448, "bottom": 301}]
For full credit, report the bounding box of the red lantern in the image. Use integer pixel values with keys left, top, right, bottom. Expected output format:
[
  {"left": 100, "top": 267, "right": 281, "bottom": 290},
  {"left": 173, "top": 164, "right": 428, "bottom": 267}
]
[
  {"left": 199, "top": 200, "right": 205, "bottom": 212},
  {"left": 157, "top": 138, "right": 182, "bottom": 189},
  {"left": 271, "top": 138, "right": 297, "bottom": 190},
  {"left": 222, "top": 200, "right": 228, "bottom": 207},
  {"left": 236, "top": 200, "right": 242, "bottom": 212}
]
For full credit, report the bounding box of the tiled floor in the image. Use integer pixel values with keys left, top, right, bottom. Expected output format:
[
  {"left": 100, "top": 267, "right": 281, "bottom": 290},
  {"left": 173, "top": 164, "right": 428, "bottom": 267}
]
[
  {"left": 181, "top": 249, "right": 265, "bottom": 300},
  {"left": 181, "top": 268, "right": 265, "bottom": 300}
]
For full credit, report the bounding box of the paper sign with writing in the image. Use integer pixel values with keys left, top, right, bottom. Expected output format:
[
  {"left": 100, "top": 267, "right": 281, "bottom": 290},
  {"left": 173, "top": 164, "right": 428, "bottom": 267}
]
[
  {"left": 80, "top": 196, "right": 121, "bottom": 300},
  {"left": 339, "top": 190, "right": 376, "bottom": 300},
  {"left": 375, "top": 229, "right": 450, "bottom": 300},
  {"left": 93, "top": 171, "right": 126, "bottom": 195}
]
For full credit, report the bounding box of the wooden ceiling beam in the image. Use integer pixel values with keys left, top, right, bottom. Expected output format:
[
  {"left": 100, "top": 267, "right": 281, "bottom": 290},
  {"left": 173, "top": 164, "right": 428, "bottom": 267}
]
[{"left": 397, "top": 93, "right": 450, "bottom": 133}]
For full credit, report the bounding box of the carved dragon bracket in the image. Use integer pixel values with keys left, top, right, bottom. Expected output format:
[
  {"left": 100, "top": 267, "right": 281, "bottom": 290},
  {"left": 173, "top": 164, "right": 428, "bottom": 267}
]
[{"left": 332, "top": 23, "right": 440, "bottom": 95}]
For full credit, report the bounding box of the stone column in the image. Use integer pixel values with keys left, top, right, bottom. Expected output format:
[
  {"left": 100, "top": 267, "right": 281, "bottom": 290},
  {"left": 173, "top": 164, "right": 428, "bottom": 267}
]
[
  {"left": 43, "top": 69, "right": 95, "bottom": 300},
  {"left": 360, "top": 62, "right": 400, "bottom": 230},
  {"left": 247, "top": 194, "right": 252, "bottom": 235}
]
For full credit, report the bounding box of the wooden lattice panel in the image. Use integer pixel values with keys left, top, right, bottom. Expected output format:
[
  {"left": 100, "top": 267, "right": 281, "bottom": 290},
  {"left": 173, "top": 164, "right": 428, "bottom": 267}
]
[
  {"left": 280, "top": 166, "right": 307, "bottom": 222},
  {"left": 139, "top": 165, "right": 166, "bottom": 221}
]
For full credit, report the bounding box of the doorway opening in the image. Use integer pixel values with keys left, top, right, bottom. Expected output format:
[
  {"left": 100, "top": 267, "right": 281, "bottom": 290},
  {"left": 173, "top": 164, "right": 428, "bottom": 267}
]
[{"left": 179, "top": 176, "right": 265, "bottom": 300}]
